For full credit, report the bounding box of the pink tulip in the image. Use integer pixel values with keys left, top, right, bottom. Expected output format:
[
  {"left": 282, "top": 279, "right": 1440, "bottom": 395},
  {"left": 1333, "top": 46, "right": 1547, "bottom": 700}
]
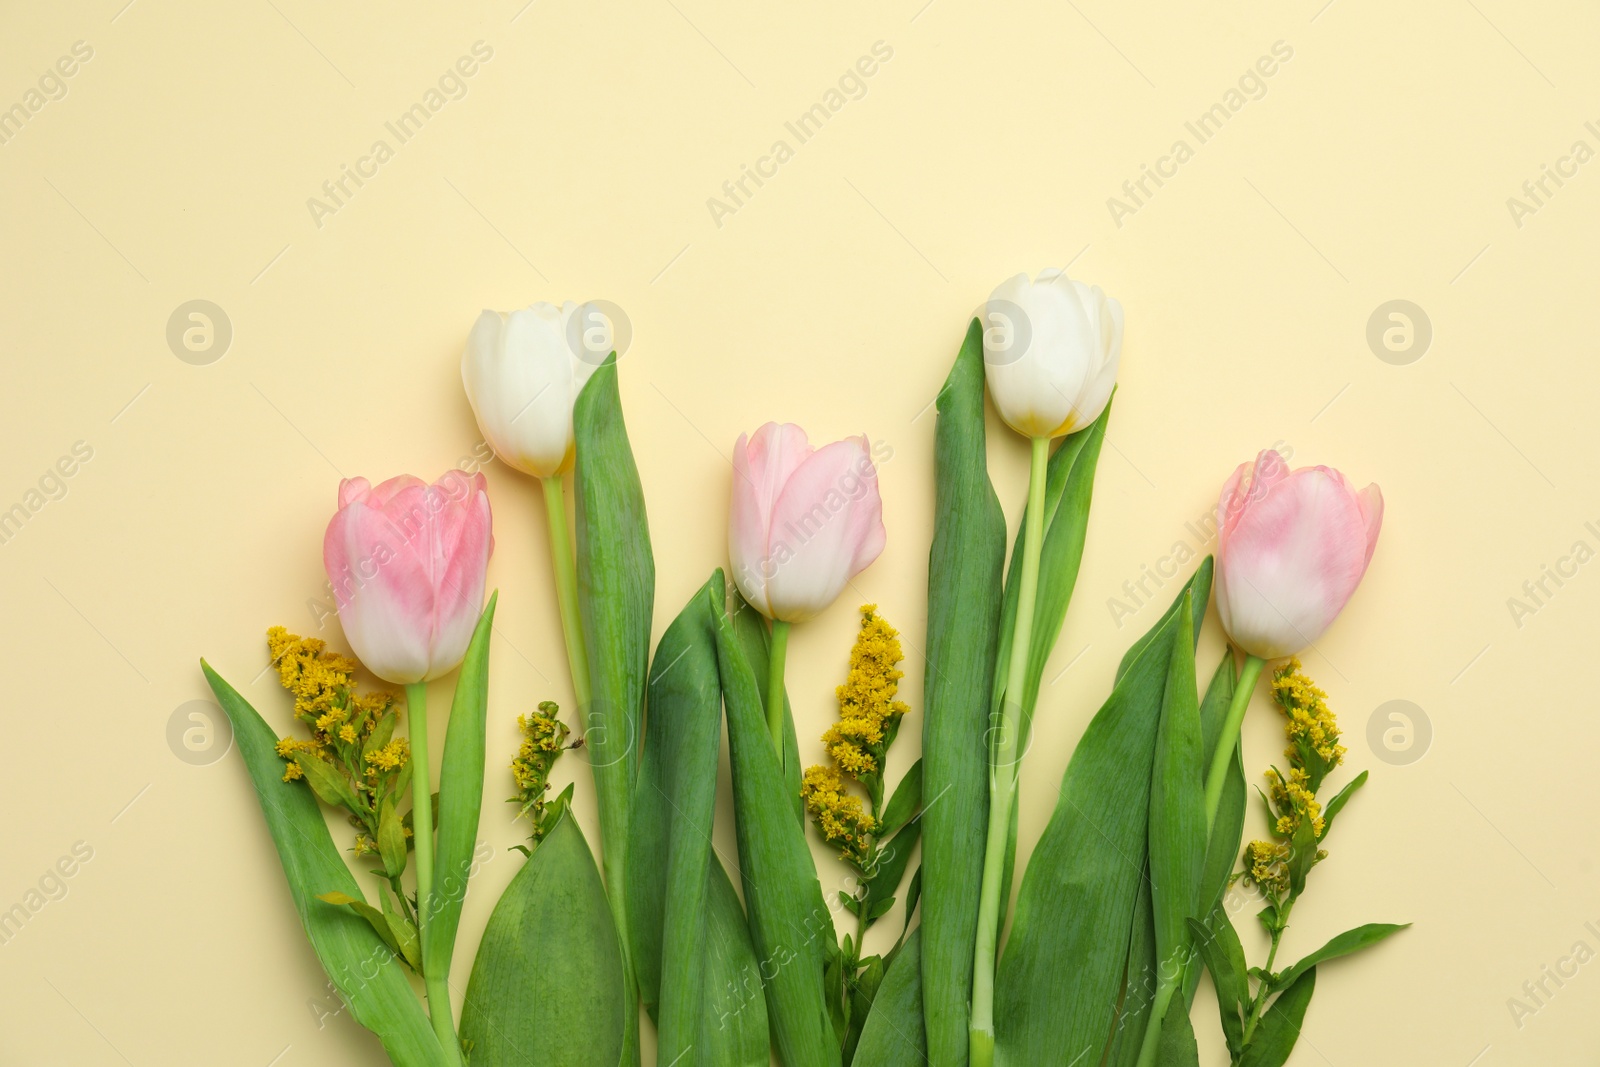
[
  {"left": 323, "top": 471, "right": 494, "bottom": 684},
  {"left": 729, "top": 423, "right": 887, "bottom": 623},
  {"left": 1214, "top": 449, "right": 1382, "bottom": 659}
]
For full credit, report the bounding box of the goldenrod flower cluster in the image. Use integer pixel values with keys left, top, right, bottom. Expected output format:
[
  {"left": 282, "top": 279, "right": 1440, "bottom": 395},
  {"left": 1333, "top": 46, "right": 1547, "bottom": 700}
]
[
  {"left": 1270, "top": 657, "right": 1346, "bottom": 790},
  {"left": 511, "top": 701, "right": 570, "bottom": 840},
  {"left": 820, "top": 606, "right": 911, "bottom": 783},
  {"left": 1245, "top": 659, "right": 1342, "bottom": 900},
  {"left": 267, "top": 627, "right": 409, "bottom": 856},
  {"left": 801, "top": 765, "right": 876, "bottom": 867},
  {"left": 803, "top": 605, "right": 913, "bottom": 869}
]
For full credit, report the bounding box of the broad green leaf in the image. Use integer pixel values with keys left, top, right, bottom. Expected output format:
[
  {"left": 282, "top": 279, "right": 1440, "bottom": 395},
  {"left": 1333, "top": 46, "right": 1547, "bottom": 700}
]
[
  {"left": 878, "top": 758, "right": 923, "bottom": 838},
  {"left": 1148, "top": 591, "right": 1204, "bottom": 978},
  {"left": 853, "top": 926, "right": 928, "bottom": 1067},
  {"left": 699, "top": 858, "right": 772, "bottom": 1064},
  {"left": 1272, "top": 922, "right": 1408, "bottom": 994},
  {"left": 574, "top": 353, "right": 653, "bottom": 1067},
  {"left": 919, "top": 320, "right": 1007, "bottom": 1067},
  {"left": 201, "top": 662, "right": 446, "bottom": 1067},
  {"left": 1102, "top": 866, "right": 1154, "bottom": 1067},
  {"left": 1153, "top": 995, "right": 1200, "bottom": 1067},
  {"left": 427, "top": 594, "right": 497, "bottom": 978},
  {"left": 627, "top": 576, "right": 767, "bottom": 1066},
  {"left": 459, "top": 812, "right": 625, "bottom": 1066},
  {"left": 711, "top": 571, "right": 841, "bottom": 1067},
  {"left": 992, "top": 573, "right": 1205, "bottom": 1067},
  {"left": 729, "top": 588, "right": 803, "bottom": 822},
  {"left": 1186, "top": 911, "right": 1247, "bottom": 1056},
  {"left": 1319, "top": 770, "right": 1368, "bottom": 840},
  {"left": 1237, "top": 968, "right": 1316, "bottom": 1067}
]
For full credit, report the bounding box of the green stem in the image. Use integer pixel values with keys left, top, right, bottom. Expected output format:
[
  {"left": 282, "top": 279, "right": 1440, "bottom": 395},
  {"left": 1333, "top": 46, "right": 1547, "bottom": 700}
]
[
  {"left": 1203, "top": 654, "right": 1266, "bottom": 834},
  {"left": 407, "top": 683, "right": 462, "bottom": 1067},
  {"left": 541, "top": 477, "right": 592, "bottom": 711},
  {"left": 766, "top": 619, "right": 790, "bottom": 761},
  {"left": 1133, "top": 974, "right": 1180, "bottom": 1067},
  {"left": 968, "top": 434, "right": 1050, "bottom": 1067},
  {"left": 1239, "top": 900, "right": 1293, "bottom": 1048}
]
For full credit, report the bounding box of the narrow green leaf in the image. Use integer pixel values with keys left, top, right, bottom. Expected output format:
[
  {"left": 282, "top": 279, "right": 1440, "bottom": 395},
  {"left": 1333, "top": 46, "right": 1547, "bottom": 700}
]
[
  {"left": 1148, "top": 591, "right": 1204, "bottom": 975},
  {"left": 1190, "top": 652, "right": 1242, "bottom": 1006},
  {"left": 459, "top": 812, "right": 625, "bottom": 1066},
  {"left": 1319, "top": 770, "right": 1368, "bottom": 840},
  {"left": 386, "top": 911, "right": 423, "bottom": 973},
  {"left": 711, "top": 571, "right": 841, "bottom": 1067},
  {"left": 864, "top": 819, "right": 921, "bottom": 925},
  {"left": 574, "top": 354, "right": 652, "bottom": 1067},
  {"left": 1237, "top": 967, "right": 1316, "bottom": 1067},
  {"left": 919, "top": 319, "right": 1007, "bottom": 1067},
  {"left": 293, "top": 750, "right": 360, "bottom": 811},
  {"left": 1273, "top": 922, "right": 1408, "bottom": 993},
  {"left": 1186, "top": 911, "right": 1247, "bottom": 1056},
  {"left": 729, "top": 588, "right": 803, "bottom": 822},
  {"left": 899, "top": 866, "right": 922, "bottom": 946},
  {"left": 427, "top": 594, "right": 497, "bottom": 977},
  {"left": 853, "top": 926, "right": 928, "bottom": 1067},
  {"left": 202, "top": 662, "right": 446, "bottom": 1067},
  {"left": 378, "top": 798, "right": 406, "bottom": 880},
  {"left": 843, "top": 954, "right": 886, "bottom": 1063},
  {"left": 993, "top": 574, "right": 1206, "bottom": 1067},
  {"left": 877, "top": 758, "right": 922, "bottom": 838},
  {"left": 990, "top": 400, "right": 1113, "bottom": 784}
]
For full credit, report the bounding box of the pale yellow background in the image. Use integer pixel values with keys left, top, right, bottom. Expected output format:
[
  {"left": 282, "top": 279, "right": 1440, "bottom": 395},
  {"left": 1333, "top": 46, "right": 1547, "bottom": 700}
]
[{"left": 0, "top": 0, "right": 1593, "bottom": 1063}]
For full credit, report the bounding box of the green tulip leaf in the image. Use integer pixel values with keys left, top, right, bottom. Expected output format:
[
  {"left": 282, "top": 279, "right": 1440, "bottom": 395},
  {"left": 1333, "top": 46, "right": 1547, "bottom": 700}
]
[
  {"left": 919, "top": 319, "right": 1008, "bottom": 1067},
  {"left": 711, "top": 570, "right": 841, "bottom": 1067},
  {"left": 993, "top": 570, "right": 1208, "bottom": 1067},
  {"left": 459, "top": 812, "right": 625, "bottom": 1067},
  {"left": 201, "top": 662, "right": 447, "bottom": 1067},
  {"left": 426, "top": 594, "right": 497, "bottom": 983}
]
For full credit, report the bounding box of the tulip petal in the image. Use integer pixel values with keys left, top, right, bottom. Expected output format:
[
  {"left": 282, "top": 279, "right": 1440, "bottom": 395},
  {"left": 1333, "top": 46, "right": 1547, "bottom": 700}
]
[
  {"left": 728, "top": 423, "right": 814, "bottom": 616},
  {"left": 1216, "top": 467, "right": 1371, "bottom": 659},
  {"left": 763, "top": 436, "right": 885, "bottom": 623}
]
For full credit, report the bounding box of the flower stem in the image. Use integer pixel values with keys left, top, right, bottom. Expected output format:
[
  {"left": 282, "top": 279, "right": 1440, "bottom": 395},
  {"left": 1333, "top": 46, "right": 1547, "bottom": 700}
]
[
  {"left": 541, "top": 477, "right": 592, "bottom": 711},
  {"left": 766, "top": 619, "right": 790, "bottom": 761},
  {"left": 1240, "top": 899, "right": 1294, "bottom": 1049},
  {"left": 968, "top": 434, "right": 1050, "bottom": 1067},
  {"left": 1133, "top": 974, "right": 1180, "bottom": 1067},
  {"left": 1203, "top": 654, "right": 1266, "bottom": 834},
  {"left": 407, "top": 682, "right": 461, "bottom": 1066}
]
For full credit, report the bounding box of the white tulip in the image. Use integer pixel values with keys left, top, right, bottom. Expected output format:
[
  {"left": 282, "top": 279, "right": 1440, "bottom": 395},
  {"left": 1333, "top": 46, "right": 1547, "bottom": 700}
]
[
  {"left": 981, "top": 270, "right": 1123, "bottom": 439},
  {"left": 461, "top": 302, "right": 607, "bottom": 478}
]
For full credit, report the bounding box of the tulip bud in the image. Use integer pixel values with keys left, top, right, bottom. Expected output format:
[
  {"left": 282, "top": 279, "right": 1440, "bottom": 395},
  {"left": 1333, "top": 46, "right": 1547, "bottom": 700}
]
[
  {"left": 1214, "top": 450, "right": 1383, "bottom": 659},
  {"left": 461, "top": 302, "right": 615, "bottom": 478},
  {"left": 728, "top": 423, "right": 887, "bottom": 623},
  {"left": 322, "top": 471, "right": 494, "bottom": 684},
  {"left": 982, "top": 269, "right": 1123, "bottom": 439}
]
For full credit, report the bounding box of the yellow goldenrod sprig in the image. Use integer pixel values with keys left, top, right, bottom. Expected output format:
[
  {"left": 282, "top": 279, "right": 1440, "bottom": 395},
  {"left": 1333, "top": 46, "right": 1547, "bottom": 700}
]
[
  {"left": 510, "top": 700, "right": 572, "bottom": 841},
  {"left": 267, "top": 627, "right": 410, "bottom": 856},
  {"left": 820, "top": 605, "right": 911, "bottom": 793}
]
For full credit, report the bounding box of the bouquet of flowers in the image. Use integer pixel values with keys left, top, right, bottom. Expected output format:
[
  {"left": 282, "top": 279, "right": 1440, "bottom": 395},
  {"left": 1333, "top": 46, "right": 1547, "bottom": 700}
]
[{"left": 202, "top": 275, "right": 1404, "bottom": 1066}]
